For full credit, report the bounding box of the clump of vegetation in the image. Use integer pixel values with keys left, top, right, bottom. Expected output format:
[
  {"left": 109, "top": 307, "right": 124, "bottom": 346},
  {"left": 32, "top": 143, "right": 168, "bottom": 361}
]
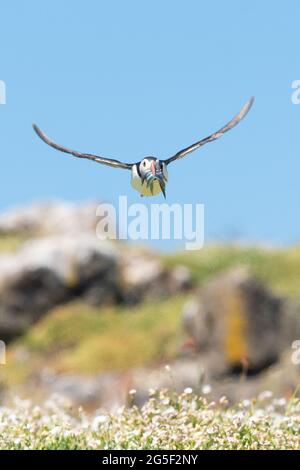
[
  {"left": 165, "top": 244, "right": 300, "bottom": 299},
  {"left": 0, "top": 234, "right": 25, "bottom": 253},
  {"left": 0, "top": 390, "right": 299, "bottom": 450},
  {"left": 4, "top": 296, "right": 187, "bottom": 384}
]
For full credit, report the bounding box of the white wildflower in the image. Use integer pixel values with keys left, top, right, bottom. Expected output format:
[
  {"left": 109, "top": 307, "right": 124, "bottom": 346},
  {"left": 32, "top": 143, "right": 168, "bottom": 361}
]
[
  {"left": 92, "top": 415, "right": 108, "bottom": 431},
  {"left": 202, "top": 384, "right": 212, "bottom": 395}
]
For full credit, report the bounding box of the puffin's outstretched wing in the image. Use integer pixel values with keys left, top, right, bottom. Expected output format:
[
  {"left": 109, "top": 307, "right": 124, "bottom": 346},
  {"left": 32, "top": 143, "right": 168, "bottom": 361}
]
[
  {"left": 33, "top": 124, "right": 133, "bottom": 170},
  {"left": 164, "top": 96, "right": 254, "bottom": 165}
]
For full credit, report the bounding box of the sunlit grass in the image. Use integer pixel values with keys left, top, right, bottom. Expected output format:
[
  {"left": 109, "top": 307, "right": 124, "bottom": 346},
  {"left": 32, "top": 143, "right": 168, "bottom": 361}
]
[
  {"left": 4, "top": 296, "right": 187, "bottom": 383},
  {"left": 165, "top": 244, "right": 300, "bottom": 299},
  {"left": 0, "top": 234, "right": 25, "bottom": 253}
]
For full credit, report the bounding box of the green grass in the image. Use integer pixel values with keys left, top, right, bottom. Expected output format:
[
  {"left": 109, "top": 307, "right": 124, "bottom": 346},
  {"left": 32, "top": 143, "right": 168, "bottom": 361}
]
[
  {"left": 165, "top": 244, "right": 300, "bottom": 299},
  {"left": 4, "top": 296, "right": 187, "bottom": 383},
  {"left": 0, "top": 234, "right": 25, "bottom": 253}
]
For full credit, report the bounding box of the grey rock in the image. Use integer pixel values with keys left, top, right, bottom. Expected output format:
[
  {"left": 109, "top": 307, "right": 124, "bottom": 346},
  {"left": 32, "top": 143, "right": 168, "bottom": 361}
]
[
  {"left": 0, "top": 235, "right": 119, "bottom": 339},
  {"left": 182, "top": 267, "right": 300, "bottom": 375},
  {"left": 119, "top": 249, "right": 192, "bottom": 304},
  {"left": 30, "top": 368, "right": 128, "bottom": 410},
  {"left": 0, "top": 201, "right": 105, "bottom": 236}
]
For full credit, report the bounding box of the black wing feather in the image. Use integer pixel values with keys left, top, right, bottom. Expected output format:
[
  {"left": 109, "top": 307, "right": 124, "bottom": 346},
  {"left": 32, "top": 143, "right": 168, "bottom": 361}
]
[
  {"left": 164, "top": 97, "right": 254, "bottom": 165},
  {"left": 33, "top": 124, "right": 132, "bottom": 170}
]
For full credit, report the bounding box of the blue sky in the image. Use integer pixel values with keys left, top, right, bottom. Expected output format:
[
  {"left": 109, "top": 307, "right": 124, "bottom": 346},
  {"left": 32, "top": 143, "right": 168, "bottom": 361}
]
[{"left": 0, "top": 1, "right": 300, "bottom": 248}]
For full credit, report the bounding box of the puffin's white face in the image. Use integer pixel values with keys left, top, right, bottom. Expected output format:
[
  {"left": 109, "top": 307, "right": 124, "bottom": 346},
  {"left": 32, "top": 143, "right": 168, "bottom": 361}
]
[
  {"left": 140, "top": 157, "right": 154, "bottom": 174},
  {"left": 133, "top": 157, "right": 168, "bottom": 197},
  {"left": 139, "top": 158, "right": 167, "bottom": 182}
]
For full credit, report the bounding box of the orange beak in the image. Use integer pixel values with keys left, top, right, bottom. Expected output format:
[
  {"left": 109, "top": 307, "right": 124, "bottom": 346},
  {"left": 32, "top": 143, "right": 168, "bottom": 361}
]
[{"left": 151, "top": 161, "right": 156, "bottom": 176}]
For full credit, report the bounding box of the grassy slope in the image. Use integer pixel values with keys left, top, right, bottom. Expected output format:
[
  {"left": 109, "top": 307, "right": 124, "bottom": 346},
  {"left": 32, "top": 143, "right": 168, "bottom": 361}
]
[
  {"left": 0, "top": 234, "right": 25, "bottom": 253},
  {"left": 4, "top": 296, "right": 187, "bottom": 384},
  {"left": 3, "top": 244, "right": 300, "bottom": 384},
  {"left": 165, "top": 244, "right": 300, "bottom": 299}
]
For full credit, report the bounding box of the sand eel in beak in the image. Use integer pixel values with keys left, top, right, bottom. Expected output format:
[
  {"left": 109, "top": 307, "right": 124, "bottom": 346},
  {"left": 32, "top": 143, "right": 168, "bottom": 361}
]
[
  {"left": 33, "top": 97, "right": 254, "bottom": 198},
  {"left": 131, "top": 157, "right": 167, "bottom": 197}
]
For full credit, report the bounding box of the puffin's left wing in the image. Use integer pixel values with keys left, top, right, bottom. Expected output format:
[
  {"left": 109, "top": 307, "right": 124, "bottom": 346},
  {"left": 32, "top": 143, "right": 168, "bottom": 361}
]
[
  {"left": 33, "top": 124, "right": 133, "bottom": 170},
  {"left": 164, "top": 96, "right": 254, "bottom": 166}
]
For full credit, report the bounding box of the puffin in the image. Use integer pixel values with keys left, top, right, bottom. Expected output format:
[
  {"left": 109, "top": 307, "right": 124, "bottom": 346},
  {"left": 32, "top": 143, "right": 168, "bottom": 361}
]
[{"left": 33, "top": 96, "right": 254, "bottom": 198}]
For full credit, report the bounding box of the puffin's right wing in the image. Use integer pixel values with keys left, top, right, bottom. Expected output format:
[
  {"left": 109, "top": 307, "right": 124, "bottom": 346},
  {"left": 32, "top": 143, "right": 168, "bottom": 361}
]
[{"left": 33, "top": 124, "right": 133, "bottom": 170}]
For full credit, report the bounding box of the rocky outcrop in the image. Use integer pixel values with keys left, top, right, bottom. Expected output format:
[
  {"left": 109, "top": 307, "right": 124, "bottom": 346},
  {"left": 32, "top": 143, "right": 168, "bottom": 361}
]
[
  {"left": 0, "top": 201, "right": 103, "bottom": 237},
  {"left": 130, "top": 347, "right": 300, "bottom": 407},
  {"left": 119, "top": 249, "right": 191, "bottom": 304},
  {"left": 182, "top": 268, "right": 300, "bottom": 376},
  {"left": 0, "top": 203, "right": 192, "bottom": 340},
  {"left": 0, "top": 236, "right": 120, "bottom": 340}
]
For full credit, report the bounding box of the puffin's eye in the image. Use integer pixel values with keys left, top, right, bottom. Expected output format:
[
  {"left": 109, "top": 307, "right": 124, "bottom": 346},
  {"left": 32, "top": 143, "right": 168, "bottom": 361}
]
[{"left": 143, "top": 161, "right": 146, "bottom": 167}]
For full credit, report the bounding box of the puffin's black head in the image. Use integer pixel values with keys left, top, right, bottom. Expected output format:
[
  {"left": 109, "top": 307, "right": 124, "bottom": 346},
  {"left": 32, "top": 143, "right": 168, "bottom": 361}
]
[{"left": 139, "top": 157, "right": 167, "bottom": 197}]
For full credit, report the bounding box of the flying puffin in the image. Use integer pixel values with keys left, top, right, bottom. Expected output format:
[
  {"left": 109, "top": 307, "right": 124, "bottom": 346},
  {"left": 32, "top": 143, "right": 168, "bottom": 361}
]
[{"left": 33, "top": 96, "right": 254, "bottom": 198}]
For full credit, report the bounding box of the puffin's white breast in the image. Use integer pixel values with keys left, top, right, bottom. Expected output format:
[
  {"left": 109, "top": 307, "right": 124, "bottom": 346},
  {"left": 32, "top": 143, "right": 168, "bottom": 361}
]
[{"left": 131, "top": 165, "right": 166, "bottom": 196}]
